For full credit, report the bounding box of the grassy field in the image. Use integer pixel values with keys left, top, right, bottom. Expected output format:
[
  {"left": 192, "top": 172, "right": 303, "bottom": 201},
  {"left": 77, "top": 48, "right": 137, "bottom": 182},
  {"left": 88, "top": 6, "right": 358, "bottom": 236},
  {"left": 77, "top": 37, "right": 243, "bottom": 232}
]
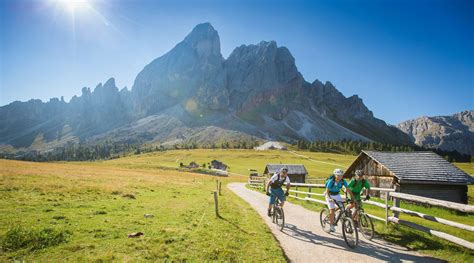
[
  {"left": 105, "top": 149, "right": 357, "bottom": 177},
  {"left": 1, "top": 149, "right": 472, "bottom": 261},
  {"left": 0, "top": 159, "right": 285, "bottom": 261}
]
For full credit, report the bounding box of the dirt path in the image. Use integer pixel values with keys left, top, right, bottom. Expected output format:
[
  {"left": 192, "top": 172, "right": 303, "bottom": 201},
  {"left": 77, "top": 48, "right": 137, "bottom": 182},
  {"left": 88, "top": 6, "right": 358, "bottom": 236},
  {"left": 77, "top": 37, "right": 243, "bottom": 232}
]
[{"left": 228, "top": 183, "right": 443, "bottom": 263}]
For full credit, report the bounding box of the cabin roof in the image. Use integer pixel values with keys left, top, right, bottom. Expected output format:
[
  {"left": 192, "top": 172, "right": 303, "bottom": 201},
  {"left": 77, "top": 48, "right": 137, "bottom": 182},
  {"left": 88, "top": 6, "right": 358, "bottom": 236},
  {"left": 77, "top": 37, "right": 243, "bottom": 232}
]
[
  {"left": 265, "top": 164, "right": 308, "bottom": 175},
  {"left": 348, "top": 150, "right": 472, "bottom": 184}
]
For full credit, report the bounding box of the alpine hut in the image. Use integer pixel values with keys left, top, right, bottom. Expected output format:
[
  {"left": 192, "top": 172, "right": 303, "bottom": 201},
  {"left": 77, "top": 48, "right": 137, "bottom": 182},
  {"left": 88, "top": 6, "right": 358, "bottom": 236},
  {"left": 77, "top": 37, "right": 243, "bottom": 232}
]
[
  {"left": 344, "top": 150, "right": 473, "bottom": 204},
  {"left": 264, "top": 164, "right": 308, "bottom": 183}
]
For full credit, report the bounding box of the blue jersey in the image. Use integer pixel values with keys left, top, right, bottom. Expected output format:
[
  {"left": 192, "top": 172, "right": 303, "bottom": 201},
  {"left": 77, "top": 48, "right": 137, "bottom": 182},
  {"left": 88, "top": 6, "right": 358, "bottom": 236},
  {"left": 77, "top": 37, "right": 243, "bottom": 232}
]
[{"left": 326, "top": 178, "right": 348, "bottom": 194}]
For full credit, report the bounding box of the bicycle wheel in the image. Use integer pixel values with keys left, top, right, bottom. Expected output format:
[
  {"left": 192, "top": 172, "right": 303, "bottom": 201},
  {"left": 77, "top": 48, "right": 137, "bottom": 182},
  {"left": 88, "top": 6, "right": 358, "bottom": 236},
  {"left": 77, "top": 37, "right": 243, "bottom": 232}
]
[
  {"left": 341, "top": 216, "right": 358, "bottom": 248},
  {"left": 320, "top": 208, "right": 331, "bottom": 233},
  {"left": 359, "top": 212, "right": 374, "bottom": 240},
  {"left": 274, "top": 207, "right": 285, "bottom": 231}
]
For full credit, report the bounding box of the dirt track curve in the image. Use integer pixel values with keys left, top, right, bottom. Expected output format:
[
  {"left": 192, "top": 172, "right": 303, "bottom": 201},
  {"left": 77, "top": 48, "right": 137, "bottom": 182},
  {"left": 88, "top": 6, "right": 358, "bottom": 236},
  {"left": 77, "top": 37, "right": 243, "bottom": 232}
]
[{"left": 228, "top": 183, "right": 443, "bottom": 263}]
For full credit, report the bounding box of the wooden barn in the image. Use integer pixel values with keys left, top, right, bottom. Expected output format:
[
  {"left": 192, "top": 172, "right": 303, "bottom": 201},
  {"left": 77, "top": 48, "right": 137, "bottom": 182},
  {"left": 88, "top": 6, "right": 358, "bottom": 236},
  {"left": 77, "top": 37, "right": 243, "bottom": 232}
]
[
  {"left": 264, "top": 164, "right": 308, "bottom": 183},
  {"left": 344, "top": 150, "right": 473, "bottom": 204}
]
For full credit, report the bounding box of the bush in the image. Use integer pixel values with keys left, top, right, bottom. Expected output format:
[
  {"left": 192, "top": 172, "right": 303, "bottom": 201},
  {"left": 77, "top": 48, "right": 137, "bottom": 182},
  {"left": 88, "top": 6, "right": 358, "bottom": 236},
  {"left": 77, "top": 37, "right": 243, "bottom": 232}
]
[{"left": 1, "top": 226, "right": 70, "bottom": 251}]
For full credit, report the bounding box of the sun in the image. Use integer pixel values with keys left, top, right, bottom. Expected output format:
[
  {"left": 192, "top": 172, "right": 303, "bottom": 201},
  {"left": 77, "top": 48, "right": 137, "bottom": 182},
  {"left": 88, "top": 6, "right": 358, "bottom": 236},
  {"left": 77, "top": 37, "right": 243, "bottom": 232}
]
[{"left": 54, "top": 0, "right": 92, "bottom": 13}]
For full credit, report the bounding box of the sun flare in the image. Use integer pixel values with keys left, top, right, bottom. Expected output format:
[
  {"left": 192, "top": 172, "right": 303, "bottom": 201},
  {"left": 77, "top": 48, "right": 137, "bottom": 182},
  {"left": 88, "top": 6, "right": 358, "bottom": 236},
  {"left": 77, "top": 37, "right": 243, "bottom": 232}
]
[{"left": 54, "top": 0, "right": 92, "bottom": 13}]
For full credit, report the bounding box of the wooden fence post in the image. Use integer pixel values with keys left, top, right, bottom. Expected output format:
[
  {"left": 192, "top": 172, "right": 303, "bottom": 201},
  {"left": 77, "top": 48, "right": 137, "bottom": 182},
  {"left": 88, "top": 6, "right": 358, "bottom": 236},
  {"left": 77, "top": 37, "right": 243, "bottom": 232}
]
[
  {"left": 263, "top": 179, "right": 266, "bottom": 192},
  {"left": 219, "top": 182, "right": 222, "bottom": 195},
  {"left": 295, "top": 185, "right": 298, "bottom": 198},
  {"left": 308, "top": 186, "right": 312, "bottom": 198},
  {"left": 216, "top": 179, "right": 218, "bottom": 191},
  {"left": 385, "top": 192, "right": 390, "bottom": 226},
  {"left": 393, "top": 185, "right": 400, "bottom": 219},
  {"left": 213, "top": 191, "right": 219, "bottom": 217}
]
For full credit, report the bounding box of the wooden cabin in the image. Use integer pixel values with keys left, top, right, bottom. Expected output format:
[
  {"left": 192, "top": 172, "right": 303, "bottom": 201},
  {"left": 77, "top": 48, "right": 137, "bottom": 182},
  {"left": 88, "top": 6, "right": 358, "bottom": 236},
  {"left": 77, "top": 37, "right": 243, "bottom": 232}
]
[
  {"left": 210, "top": 160, "right": 228, "bottom": 170},
  {"left": 264, "top": 164, "right": 307, "bottom": 183},
  {"left": 344, "top": 150, "right": 473, "bottom": 204}
]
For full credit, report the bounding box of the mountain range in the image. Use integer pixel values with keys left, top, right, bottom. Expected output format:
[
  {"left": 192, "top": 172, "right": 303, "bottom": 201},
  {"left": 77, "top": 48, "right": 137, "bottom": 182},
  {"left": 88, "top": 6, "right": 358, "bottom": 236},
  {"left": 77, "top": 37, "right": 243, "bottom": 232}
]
[
  {"left": 397, "top": 110, "right": 473, "bottom": 155},
  {"left": 1, "top": 23, "right": 470, "bottom": 155}
]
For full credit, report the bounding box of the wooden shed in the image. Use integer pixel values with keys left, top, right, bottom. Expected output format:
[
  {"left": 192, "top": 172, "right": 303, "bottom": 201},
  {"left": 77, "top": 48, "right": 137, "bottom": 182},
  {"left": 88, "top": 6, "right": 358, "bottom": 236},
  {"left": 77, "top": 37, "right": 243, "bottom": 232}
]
[
  {"left": 344, "top": 150, "right": 473, "bottom": 204},
  {"left": 264, "top": 164, "right": 307, "bottom": 183}
]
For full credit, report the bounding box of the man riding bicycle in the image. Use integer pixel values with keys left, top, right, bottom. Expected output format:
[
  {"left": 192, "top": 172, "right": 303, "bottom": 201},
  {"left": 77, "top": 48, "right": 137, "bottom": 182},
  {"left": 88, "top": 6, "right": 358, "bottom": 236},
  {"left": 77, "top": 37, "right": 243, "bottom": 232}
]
[
  {"left": 347, "top": 170, "right": 371, "bottom": 223},
  {"left": 324, "top": 168, "right": 353, "bottom": 232},
  {"left": 266, "top": 167, "right": 291, "bottom": 217}
]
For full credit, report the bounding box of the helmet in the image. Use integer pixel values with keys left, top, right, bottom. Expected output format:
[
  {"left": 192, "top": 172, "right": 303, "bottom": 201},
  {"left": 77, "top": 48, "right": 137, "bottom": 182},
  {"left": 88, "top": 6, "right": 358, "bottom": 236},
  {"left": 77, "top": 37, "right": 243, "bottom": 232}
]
[
  {"left": 333, "top": 168, "right": 344, "bottom": 176},
  {"left": 355, "top": 170, "right": 363, "bottom": 176},
  {"left": 280, "top": 167, "right": 288, "bottom": 173}
]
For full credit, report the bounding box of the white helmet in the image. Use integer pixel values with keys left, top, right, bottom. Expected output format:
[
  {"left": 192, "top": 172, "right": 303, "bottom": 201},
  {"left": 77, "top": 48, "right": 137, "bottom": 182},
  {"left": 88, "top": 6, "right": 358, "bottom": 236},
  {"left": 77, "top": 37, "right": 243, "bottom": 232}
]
[{"left": 333, "top": 168, "right": 344, "bottom": 176}]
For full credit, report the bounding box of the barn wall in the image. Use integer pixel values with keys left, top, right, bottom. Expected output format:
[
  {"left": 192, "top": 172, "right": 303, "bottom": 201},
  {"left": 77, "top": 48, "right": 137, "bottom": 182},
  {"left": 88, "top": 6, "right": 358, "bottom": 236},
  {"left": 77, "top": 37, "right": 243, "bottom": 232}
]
[
  {"left": 289, "top": 174, "right": 306, "bottom": 183},
  {"left": 400, "top": 184, "right": 468, "bottom": 204},
  {"left": 346, "top": 156, "right": 393, "bottom": 178},
  {"left": 346, "top": 155, "right": 396, "bottom": 198}
]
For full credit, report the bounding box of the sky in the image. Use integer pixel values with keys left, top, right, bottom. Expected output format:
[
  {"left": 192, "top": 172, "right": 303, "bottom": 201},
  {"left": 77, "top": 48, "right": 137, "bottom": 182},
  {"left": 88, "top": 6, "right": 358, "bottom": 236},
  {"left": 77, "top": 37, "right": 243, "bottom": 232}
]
[{"left": 0, "top": 0, "right": 473, "bottom": 124}]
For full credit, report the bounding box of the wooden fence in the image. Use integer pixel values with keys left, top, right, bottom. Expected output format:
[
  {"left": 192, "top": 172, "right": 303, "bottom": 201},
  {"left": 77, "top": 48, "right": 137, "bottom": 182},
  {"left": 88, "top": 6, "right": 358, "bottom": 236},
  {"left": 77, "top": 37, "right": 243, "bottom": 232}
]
[{"left": 247, "top": 179, "right": 474, "bottom": 250}]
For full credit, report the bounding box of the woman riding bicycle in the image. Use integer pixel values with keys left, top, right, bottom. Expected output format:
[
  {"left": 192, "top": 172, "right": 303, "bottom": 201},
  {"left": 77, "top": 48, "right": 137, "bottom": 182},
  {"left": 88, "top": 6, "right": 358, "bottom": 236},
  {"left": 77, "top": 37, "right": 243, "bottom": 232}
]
[
  {"left": 266, "top": 167, "right": 291, "bottom": 217},
  {"left": 324, "top": 168, "right": 353, "bottom": 232}
]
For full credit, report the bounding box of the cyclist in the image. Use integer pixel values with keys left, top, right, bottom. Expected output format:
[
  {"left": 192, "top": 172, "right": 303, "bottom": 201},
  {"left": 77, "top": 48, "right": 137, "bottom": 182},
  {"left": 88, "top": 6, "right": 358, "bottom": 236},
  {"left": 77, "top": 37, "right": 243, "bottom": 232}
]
[
  {"left": 347, "top": 170, "right": 371, "bottom": 223},
  {"left": 266, "top": 167, "right": 291, "bottom": 217},
  {"left": 324, "top": 168, "right": 352, "bottom": 232}
]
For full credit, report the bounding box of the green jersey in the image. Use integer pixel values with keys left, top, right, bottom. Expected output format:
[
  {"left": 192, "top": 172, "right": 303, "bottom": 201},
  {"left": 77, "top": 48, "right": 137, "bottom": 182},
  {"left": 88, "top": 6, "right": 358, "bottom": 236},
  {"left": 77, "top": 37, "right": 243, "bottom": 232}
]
[{"left": 348, "top": 178, "right": 371, "bottom": 201}]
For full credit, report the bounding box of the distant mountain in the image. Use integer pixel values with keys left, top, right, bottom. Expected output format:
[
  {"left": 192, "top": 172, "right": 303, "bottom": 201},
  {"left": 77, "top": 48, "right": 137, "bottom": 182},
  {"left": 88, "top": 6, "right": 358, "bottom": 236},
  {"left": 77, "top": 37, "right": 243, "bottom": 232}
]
[
  {"left": 397, "top": 110, "right": 474, "bottom": 155},
  {"left": 0, "top": 23, "right": 412, "bottom": 153}
]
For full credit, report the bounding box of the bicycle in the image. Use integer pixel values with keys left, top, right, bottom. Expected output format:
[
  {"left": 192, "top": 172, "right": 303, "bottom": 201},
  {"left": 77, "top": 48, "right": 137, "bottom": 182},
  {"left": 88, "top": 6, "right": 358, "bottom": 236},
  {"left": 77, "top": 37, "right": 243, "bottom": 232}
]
[
  {"left": 270, "top": 198, "right": 285, "bottom": 231},
  {"left": 354, "top": 202, "right": 374, "bottom": 240},
  {"left": 320, "top": 195, "right": 359, "bottom": 248}
]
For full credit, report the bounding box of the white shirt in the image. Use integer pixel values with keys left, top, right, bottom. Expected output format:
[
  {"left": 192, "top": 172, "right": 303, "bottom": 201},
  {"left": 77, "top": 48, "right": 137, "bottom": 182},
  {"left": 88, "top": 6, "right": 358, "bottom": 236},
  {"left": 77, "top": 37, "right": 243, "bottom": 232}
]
[{"left": 269, "top": 172, "right": 291, "bottom": 184}]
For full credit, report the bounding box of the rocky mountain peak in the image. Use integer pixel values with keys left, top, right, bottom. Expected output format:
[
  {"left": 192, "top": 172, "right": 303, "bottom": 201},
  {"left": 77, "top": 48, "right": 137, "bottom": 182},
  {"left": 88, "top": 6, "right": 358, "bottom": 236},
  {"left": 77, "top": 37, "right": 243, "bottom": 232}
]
[
  {"left": 183, "top": 22, "right": 222, "bottom": 58},
  {"left": 397, "top": 110, "right": 474, "bottom": 155},
  {"left": 103, "top": 78, "right": 116, "bottom": 89}
]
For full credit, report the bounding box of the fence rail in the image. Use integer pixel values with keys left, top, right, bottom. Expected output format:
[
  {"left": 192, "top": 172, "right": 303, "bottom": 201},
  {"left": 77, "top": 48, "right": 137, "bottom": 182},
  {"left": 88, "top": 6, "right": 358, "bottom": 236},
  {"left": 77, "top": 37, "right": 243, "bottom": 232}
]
[{"left": 247, "top": 179, "right": 474, "bottom": 250}]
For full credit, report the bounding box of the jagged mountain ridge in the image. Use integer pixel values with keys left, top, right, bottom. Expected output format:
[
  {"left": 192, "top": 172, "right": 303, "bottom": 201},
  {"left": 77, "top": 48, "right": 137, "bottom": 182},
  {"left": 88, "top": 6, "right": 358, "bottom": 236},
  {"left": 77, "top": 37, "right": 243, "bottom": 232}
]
[
  {"left": 397, "top": 110, "right": 474, "bottom": 155},
  {"left": 0, "top": 23, "right": 412, "bottom": 151}
]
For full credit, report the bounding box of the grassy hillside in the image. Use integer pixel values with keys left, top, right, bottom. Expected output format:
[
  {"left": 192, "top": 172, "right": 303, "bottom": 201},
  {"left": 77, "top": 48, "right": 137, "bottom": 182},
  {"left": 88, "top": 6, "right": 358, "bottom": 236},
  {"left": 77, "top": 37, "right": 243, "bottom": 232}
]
[
  {"left": 105, "top": 149, "right": 357, "bottom": 177},
  {"left": 0, "top": 160, "right": 285, "bottom": 261}
]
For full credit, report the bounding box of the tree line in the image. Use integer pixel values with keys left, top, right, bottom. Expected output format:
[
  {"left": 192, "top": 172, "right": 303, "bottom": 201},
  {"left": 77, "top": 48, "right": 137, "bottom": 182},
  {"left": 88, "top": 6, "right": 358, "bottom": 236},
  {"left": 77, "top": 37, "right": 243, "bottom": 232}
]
[
  {"left": 1, "top": 138, "right": 470, "bottom": 163},
  {"left": 294, "top": 139, "right": 472, "bottom": 162}
]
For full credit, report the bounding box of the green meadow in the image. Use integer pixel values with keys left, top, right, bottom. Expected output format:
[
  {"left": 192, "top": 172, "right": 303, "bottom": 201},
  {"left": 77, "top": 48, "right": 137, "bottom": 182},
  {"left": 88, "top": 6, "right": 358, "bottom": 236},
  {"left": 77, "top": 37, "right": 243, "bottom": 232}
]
[
  {"left": 0, "top": 149, "right": 472, "bottom": 261},
  {"left": 0, "top": 159, "right": 284, "bottom": 261},
  {"left": 105, "top": 148, "right": 357, "bottom": 177}
]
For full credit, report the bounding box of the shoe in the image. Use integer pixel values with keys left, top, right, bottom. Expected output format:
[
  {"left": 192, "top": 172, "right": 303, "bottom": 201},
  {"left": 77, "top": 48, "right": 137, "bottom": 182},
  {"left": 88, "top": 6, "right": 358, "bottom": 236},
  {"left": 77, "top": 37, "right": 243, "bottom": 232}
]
[
  {"left": 267, "top": 209, "right": 272, "bottom": 217},
  {"left": 330, "top": 225, "right": 336, "bottom": 232}
]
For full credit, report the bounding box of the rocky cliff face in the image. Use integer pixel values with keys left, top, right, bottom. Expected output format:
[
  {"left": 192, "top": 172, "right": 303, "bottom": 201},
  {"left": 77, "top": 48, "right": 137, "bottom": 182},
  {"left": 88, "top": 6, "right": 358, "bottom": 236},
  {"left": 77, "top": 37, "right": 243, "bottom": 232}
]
[
  {"left": 397, "top": 110, "right": 474, "bottom": 155},
  {"left": 1, "top": 23, "right": 416, "bottom": 152},
  {"left": 0, "top": 78, "right": 131, "bottom": 149},
  {"left": 132, "top": 23, "right": 228, "bottom": 115}
]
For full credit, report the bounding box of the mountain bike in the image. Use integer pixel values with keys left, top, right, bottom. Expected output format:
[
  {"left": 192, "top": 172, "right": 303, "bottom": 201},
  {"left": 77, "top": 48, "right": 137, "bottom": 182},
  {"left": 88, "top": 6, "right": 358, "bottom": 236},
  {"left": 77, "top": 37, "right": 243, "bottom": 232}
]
[
  {"left": 355, "top": 203, "right": 374, "bottom": 240},
  {"left": 320, "top": 195, "right": 358, "bottom": 248},
  {"left": 270, "top": 198, "right": 285, "bottom": 231}
]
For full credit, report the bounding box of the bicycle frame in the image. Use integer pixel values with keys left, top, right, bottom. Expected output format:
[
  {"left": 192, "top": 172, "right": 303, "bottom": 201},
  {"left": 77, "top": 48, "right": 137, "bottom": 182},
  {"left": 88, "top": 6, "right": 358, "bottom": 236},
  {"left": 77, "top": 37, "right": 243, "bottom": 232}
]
[{"left": 328, "top": 196, "right": 351, "bottom": 225}]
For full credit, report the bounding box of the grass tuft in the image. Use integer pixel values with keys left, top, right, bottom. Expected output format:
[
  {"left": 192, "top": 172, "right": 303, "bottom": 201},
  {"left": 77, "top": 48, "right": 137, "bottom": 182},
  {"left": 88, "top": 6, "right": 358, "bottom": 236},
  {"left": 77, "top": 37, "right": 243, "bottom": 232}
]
[
  {"left": 122, "top": 194, "right": 136, "bottom": 199},
  {"left": 1, "top": 226, "right": 70, "bottom": 251}
]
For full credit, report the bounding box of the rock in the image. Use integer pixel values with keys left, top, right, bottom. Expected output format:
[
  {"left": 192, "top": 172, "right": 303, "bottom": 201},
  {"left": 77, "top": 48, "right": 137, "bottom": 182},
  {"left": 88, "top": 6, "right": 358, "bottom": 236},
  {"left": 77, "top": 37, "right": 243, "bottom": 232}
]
[
  {"left": 144, "top": 214, "right": 154, "bottom": 218},
  {"left": 128, "top": 232, "right": 144, "bottom": 238}
]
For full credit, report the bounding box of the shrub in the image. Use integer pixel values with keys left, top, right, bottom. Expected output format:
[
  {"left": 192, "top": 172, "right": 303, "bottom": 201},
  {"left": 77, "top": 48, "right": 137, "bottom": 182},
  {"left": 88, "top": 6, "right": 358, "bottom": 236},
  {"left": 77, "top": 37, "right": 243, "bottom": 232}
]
[{"left": 1, "top": 226, "right": 70, "bottom": 251}]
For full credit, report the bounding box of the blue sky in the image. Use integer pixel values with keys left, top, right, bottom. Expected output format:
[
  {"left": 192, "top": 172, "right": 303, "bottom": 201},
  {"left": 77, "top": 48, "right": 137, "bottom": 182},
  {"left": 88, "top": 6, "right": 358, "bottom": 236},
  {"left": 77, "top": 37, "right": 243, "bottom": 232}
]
[{"left": 0, "top": 0, "right": 472, "bottom": 124}]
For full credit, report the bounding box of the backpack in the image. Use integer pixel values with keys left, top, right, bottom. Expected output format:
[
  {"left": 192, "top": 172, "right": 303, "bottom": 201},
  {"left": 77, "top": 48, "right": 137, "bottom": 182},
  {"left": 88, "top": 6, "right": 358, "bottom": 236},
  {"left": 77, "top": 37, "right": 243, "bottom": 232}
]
[
  {"left": 270, "top": 173, "right": 285, "bottom": 189},
  {"left": 326, "top": 175, "right": 336, "bottom": 189}
]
